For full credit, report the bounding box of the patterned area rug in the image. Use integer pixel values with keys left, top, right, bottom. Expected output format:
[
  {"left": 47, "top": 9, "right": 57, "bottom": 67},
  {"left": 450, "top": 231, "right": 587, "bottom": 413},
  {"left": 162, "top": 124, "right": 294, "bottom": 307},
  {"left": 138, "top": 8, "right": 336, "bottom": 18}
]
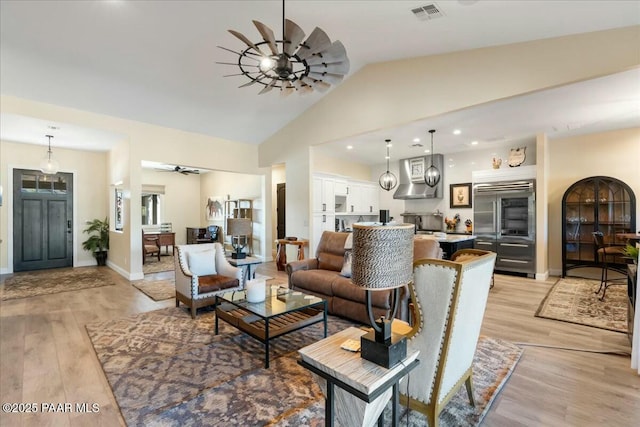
[
  {"left": 0, "top": 266, "right": 116, "bottom": 301},
  {"left": 535, "top": 277, "right": 628, "bottom": 333},
  {"left": 131, "top": 279, "right": 175, "bottom": 301},
  {"left": 86, "top": 307, "right": 522, "bottom": 426},
  {"left": 143, "top": 255, "right": 175, "bottom": 274}
]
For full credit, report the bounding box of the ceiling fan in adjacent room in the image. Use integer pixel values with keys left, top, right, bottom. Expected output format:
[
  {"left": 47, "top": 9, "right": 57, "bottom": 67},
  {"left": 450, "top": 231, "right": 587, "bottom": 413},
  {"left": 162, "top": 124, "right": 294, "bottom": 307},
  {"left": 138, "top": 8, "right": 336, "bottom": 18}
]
[{"left": 156, "top": 165, "right": 200, "bottom": 175}]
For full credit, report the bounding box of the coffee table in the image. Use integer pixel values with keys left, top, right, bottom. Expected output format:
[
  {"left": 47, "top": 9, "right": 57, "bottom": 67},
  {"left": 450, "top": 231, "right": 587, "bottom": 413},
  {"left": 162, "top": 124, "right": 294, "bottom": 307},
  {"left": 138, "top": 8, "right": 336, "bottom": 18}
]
[{"left": 215, "top": 285, "right": 327, "bottom": 368}]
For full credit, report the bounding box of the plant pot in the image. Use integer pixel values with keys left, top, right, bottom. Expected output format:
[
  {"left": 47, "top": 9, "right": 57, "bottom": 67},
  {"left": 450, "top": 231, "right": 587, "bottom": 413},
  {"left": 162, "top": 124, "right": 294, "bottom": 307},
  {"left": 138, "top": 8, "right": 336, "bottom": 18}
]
[{"left": 95, "top": 251, "right": 108, "bottom": 266}]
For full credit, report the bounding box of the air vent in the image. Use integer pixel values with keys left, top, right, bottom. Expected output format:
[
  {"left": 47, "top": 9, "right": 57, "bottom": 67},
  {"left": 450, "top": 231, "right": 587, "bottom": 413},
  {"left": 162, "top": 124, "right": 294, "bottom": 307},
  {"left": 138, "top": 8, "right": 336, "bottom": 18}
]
[
  {"left": 411, "top": 143, "right": 424, "bottom": 147},
  {"left": 411, "top": 3, "right": 445, "bottom": 21}
]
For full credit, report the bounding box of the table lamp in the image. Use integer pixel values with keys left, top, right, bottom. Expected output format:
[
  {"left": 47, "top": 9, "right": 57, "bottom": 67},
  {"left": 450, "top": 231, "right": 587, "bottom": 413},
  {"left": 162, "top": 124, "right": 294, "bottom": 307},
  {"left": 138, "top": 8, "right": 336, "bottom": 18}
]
[
  {"left": 352, "top": 223, "right": 414, "bottom": 368},
  {"left": 226, "top": 218, "right": 251, "bottom": 259}
]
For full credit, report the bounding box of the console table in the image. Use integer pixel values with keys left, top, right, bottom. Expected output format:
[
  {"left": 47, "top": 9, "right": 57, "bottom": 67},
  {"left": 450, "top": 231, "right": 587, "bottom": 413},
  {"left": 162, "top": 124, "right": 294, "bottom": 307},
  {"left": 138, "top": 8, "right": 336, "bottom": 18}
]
[
  {"left": 144, "top": 232, "right": 175, "bottom": 255},
  {"left": 298, "top": 327, "right": 419, "bottom": 427}
]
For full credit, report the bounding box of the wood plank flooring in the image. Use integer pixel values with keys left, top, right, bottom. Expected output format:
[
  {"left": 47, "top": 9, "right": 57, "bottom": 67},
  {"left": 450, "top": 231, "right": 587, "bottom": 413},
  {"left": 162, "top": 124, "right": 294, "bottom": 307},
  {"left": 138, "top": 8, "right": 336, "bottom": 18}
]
[{"left": 1, "top": 264, "right": 638, "bottom": 426}]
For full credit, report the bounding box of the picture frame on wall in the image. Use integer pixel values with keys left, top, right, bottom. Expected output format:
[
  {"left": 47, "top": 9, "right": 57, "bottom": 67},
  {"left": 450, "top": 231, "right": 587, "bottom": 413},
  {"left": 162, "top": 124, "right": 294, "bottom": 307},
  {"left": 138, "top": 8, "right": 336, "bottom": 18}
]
[
  {"left": 409, "top": 157, "right": 425, "bottom": 183},
  {"left": 450, "top": 183, "right": 472, "bottom": 208},
  {"left": 206, "top": 196, "right": 224, "bottom": 220}
]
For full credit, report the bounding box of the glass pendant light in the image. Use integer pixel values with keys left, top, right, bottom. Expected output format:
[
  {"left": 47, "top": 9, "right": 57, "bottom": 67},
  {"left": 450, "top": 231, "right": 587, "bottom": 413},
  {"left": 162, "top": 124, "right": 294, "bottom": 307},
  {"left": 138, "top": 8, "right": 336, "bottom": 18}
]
[
  {"left": 40, "top": 135, "right": 60, "bottom": 175},
  {"left": 424, "top": 129, "right": 440, "bottom": 187},
  {"left": 378, "top": 139, "right": 398, "bottom": 191}
]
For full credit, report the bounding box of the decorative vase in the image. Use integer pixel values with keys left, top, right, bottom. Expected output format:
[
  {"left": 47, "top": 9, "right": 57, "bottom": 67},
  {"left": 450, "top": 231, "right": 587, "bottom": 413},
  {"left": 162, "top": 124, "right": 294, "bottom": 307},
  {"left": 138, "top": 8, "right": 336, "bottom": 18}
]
[{"left": 246, "top": 278, "right": 266, "bottom": 303}]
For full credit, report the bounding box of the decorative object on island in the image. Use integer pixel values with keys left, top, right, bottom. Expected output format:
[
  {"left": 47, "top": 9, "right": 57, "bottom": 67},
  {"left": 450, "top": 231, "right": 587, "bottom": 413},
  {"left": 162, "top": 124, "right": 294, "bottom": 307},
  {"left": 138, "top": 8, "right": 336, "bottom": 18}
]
[
  {"left": 492, "top": 157, "right": 502, "bottom": 169},
  {"left": 245, "top": 278, "right": 267, "bottom": 303},
  {"left": 379, "top": 139, "right": 398, "bottom": 191},
  {"left": 351, "top": 223, "right": 414, "bottom": 368},
  {"left": 227, "top": 218, "right": 252, "bottom": 259},
  {"left": 82, "top": 217, "right": 109, "bottom": 266},
  {"left": 450, "top": 182, "right": 472, "bottom": 208},
  {"left": 40, "top": 134, "right": 60, "bottom": 175},
  {"left": 508, "top": 147, "right": 526, "bottom": 167},
  {"left": 444, "top": 214, "right": 460, "bottom": 232},
  {"left": 217, "top": 0, "right": 349, "bottom": 95},
  {"left": 424, "top": 129, "right": 441, "bottom": 187},
  {"left": 379, "top": 209, "right": 390, "bottom": 225},
  {"left": 465, "top": 219, "right": 473, "bottom": 233}
]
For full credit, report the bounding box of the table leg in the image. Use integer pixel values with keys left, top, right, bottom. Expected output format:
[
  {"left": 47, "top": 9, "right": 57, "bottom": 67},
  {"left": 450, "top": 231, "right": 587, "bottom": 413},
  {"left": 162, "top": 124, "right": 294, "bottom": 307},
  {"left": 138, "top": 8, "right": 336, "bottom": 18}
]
[
  {"left": 214, "top": 301, "right": 219, "bottom": 335},
  {"left": 323, "top": 302, "right": 328, "bottom": 338},
  {"left": 265, "top": 319, "right": 270, "bottom": 369},
  {"left": 392, "top": 382, "right": 399, "bottom": 427},
  {"left": 297, "top": 244, "right": 304, "bottom": 261},
  {"left": 276, "top": 242, "right": 286, "bottom": 271},
  {"left": 325, "top": 381, "right": 334, "bottom": 427}
]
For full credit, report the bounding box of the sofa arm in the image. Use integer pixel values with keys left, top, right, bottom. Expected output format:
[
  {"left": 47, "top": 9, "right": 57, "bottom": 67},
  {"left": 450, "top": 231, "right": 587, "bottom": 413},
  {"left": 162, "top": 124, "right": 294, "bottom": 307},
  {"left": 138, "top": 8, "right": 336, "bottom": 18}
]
[{"left": 286, "top": 258, "right": 318, "bottom": 274}]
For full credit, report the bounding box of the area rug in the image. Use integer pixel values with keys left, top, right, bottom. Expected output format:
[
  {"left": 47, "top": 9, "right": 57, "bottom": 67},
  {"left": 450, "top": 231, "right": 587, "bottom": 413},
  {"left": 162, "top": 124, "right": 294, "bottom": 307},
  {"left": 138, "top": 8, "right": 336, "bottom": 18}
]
[
  {"left": 131, "top": 279, "right": 175, "bottom": 301},
  {"left": 0, "top": 266, "right": 116, "bottom": 301},
  {"left": 86, "top": 307, "right": 523, "bottom": 426},
  {"left": 535, "top": 277, "right": 628, "bottom": 333},
  {"left": 143, "top": 255, "right": 175, "bottom": 274}
]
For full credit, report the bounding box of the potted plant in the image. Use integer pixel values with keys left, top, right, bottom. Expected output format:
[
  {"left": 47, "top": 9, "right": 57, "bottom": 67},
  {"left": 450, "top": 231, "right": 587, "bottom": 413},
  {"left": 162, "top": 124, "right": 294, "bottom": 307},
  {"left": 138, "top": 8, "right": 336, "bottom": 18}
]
[
  {"left": 622, "top": 244, "right": 639, "bottom": 264},
  {"left": 82, "top": 217, "right": 110, "bottom": 266}
]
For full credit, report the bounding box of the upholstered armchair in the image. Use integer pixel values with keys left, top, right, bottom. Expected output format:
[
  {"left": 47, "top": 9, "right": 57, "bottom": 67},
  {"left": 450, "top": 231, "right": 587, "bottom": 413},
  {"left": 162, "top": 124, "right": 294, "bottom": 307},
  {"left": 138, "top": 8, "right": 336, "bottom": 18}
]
[
  {"left": 142, "top": 231, "right": 161, "bottom": 264},
  {"left": 400, "top": 249, "right": 497, "bottom": 427},
  {"left": 174, "top": 243, "right": 244, "bottom": 318}
]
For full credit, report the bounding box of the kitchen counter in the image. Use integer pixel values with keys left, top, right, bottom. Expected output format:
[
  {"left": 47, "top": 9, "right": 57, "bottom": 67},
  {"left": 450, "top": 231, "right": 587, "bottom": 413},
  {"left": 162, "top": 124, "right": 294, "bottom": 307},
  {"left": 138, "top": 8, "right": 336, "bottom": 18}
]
[{"left": 415, "top": 234, "right": 476, "bottom": 259}]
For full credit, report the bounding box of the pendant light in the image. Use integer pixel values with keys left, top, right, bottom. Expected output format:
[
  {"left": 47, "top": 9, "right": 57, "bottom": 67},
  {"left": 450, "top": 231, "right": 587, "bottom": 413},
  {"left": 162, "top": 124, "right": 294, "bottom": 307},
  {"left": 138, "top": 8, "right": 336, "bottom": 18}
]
[
  {"left": 424, "top": 129, "right": 440, "bottom": 187},
  {"left": 40, "top": 135, "right": 60, "bottom": 175},
  {"left": 378, "top": 139, "right": 398, "bottom": 191}
]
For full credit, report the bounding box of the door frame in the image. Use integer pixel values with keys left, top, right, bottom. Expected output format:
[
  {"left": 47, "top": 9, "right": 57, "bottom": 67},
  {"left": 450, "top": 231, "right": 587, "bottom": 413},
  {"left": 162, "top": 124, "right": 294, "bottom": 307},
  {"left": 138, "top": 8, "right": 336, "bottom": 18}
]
[{"left": 4, "top": 165, "right": 80, "bottom": 274}]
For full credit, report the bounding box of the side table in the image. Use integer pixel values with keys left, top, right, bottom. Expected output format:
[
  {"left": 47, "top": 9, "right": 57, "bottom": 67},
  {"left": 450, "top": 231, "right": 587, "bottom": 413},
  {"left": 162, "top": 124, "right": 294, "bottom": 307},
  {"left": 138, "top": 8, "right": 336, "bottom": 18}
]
[
  {"left": 226, "top": 255, "right": 263, "bottom": 284},
  {"left": 298, "top": 327, "right": 419, "bottom": 427},
  {"left": 275, "top": 239, "right": 308, "bottom": 271}
]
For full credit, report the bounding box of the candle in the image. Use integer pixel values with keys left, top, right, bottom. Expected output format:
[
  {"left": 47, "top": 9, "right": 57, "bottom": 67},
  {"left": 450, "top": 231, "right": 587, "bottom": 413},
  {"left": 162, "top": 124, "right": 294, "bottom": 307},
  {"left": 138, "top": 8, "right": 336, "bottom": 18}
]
[{"left": 246, "top": 278, "right": 266, "bottom": 303}]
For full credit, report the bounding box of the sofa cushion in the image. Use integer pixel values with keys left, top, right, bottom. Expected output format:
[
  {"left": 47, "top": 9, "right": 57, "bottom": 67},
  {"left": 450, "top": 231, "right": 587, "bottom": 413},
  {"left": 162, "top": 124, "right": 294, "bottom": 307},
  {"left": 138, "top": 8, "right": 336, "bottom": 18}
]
[
  {"left": 198, "top": 275, "right": 239, "bottom": 293},
  {"left": 316, "top": 231, "right": 350, "bottom": 272},
  {"left": 187, "top": 249, "right": 217, "bottom": 276},
  {"left": 291, "top": 269, "right": 341, "bottom": 295}
]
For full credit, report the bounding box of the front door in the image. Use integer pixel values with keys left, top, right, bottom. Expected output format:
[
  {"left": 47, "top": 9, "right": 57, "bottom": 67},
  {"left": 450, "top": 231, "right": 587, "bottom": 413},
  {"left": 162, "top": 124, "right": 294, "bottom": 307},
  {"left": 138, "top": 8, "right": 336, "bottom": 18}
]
[{"left": 13, "top": 169, "right": 73, "bottom": 272}]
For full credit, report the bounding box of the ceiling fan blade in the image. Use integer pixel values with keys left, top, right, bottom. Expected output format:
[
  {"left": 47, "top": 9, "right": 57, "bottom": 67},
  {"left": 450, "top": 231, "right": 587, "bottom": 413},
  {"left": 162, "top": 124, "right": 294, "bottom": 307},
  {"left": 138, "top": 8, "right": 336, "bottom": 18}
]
[
  {"left": 253, "top": 20, "right": 278, "bottom": 55},
  {"left": 305, "top": 41, "right": 348, "bottom": 66},
  {"left": 308, "top": 72, "right": 344, "bottom": 85},
  {"left": 284, "top": 19, "right": 305, "bottom": 56},
  {"left": 296, "top": 27, "right": 332, "bottom": 60},
  {"left": 228, "top": 29, "right": 265, "bottom": 56},
  {"left": 280, "top": 83, "right": 295, "bottom": 97},
  {"left": 258, "top": 78, "right": 278, "bottom": 95},
  {"left": 309, "top": 60, "right": 350, "bottom": 75}
]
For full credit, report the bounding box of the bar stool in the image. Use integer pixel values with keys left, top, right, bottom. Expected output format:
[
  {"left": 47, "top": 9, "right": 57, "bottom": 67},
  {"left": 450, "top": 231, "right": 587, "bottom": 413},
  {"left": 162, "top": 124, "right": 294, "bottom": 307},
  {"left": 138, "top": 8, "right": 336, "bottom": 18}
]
[{"left": 592, "top": 231, "right": 626, "bottom": 301}]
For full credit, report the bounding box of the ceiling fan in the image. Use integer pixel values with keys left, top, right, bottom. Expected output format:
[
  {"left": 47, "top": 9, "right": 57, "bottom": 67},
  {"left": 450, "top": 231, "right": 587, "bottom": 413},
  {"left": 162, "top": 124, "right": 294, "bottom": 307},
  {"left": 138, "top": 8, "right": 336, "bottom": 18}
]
[
  {"left": 217, "top": 0, "right": 349, "bottom": 95},
  {"left": 157, "top": 165, "right": 200, "bottom": 175}
]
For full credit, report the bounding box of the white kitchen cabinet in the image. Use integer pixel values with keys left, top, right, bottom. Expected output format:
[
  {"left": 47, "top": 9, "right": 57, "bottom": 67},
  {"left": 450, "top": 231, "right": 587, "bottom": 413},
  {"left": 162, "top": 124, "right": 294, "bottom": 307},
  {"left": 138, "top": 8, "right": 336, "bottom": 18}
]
[
  {"left": 347, "top": 180, "right": 379, "bottom": 214},
  {"left": 312, "top": 175, "right": 335, "bottom": 213}
]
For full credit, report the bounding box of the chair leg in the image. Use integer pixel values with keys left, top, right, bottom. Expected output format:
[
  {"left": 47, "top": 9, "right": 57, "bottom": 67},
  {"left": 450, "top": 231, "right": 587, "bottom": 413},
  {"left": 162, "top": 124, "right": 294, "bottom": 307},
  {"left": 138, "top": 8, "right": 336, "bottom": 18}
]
[
  {"left": 465, "top": 375, "right": 476, "bottom": 407},
  {"left": 190, "top": 304, "right": 197, "bottom": 319},
  {"left": 175, "top": 298, "right": 179, "bottom": 308}
]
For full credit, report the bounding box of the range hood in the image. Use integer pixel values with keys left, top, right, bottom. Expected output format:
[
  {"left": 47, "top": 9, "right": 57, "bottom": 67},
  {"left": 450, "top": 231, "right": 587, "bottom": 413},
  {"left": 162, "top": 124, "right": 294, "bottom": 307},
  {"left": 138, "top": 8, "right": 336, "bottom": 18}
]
[{"left": 393, "top": 155, "right": 444, "bottom": 199}]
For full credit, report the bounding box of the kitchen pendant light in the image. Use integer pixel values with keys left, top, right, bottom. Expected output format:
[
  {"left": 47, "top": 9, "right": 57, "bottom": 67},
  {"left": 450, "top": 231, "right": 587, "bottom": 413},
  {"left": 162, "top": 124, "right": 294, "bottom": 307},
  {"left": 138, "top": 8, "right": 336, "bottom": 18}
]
[
  {"left": 424, "top": 129, "right": 440, "bottom": 187},
  {"left": 379, "top": 139, "right": 398, "bottom": 191},
  {"left": 40, "top": 135, "right": 60, "bottom": 175}
]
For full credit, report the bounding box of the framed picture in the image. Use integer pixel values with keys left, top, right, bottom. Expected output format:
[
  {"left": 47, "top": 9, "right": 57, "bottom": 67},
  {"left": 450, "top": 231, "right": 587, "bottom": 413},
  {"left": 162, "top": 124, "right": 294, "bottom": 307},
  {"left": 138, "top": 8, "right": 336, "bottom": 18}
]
[
  {"left": 409, "top": 157, "right": 425, "bottom": 183},
  {"left": 115, "top": 189, "right": 123, "bottom": 231},
  {"left": 450, "top": 183, "right": 472, "bottom": 208},
  {"left": 206, "top": 196, "right": 224, "bottom": 220}
]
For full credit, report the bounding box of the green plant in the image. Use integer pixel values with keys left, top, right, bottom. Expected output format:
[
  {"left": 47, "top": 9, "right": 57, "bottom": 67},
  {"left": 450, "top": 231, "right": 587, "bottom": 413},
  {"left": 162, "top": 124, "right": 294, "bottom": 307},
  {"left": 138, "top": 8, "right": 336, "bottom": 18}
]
[
  {"left": 622, "top": 244, "right": 639, "bottom": 262},
  {"left": 82, "top": 217, "right": 110, "bottom": 255}
]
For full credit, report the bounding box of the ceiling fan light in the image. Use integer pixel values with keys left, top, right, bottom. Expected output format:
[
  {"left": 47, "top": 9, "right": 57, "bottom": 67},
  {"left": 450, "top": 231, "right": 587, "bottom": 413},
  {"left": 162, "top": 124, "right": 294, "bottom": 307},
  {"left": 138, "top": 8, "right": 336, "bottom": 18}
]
[{"left": 259, "top": 57, "right": 275, "bottom": 72}]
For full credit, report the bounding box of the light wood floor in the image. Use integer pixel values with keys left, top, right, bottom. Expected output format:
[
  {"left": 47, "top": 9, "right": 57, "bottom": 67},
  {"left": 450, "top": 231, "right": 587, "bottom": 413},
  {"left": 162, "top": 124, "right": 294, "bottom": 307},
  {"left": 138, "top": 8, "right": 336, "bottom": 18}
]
[{"left": 1, "top": 264, "right": 638, "bottom": 426}]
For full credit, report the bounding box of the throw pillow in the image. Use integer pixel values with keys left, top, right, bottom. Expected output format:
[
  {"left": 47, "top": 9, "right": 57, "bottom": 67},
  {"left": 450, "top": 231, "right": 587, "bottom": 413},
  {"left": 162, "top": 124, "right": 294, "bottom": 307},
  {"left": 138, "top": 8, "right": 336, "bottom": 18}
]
[
  {"left": 187, "top": 249, "right": 217, "bottom": 276},
  {"left": 340, "top": 249, "right": 353, "bottom": 278}
]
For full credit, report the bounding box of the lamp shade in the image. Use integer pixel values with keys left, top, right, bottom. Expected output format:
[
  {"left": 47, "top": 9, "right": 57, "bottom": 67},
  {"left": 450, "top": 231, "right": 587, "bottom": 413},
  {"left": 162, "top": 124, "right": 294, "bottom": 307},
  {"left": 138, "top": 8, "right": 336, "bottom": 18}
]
[
  {"left": 351, "top": 223, "right": 414, "bottom": 290},
  {"left": 226, "top": 218, "right": 252, "bottom": 236}
]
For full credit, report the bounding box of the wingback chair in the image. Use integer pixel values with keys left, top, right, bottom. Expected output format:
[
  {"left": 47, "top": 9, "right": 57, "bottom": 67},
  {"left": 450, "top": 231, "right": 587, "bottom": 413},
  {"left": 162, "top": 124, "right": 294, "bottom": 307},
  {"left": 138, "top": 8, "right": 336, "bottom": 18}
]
[
  {"left": 174, "top": 243, "right": 244, "bottom": 318},
  {"left": 400, "top": 249, "right": 497, "bottom": 427}
]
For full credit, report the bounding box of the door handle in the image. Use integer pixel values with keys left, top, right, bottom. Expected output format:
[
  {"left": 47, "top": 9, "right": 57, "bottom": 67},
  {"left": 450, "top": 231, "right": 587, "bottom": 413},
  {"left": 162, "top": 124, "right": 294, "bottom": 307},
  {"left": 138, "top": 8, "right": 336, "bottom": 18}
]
[
  {"left": 67, "top": 220, "right": 72, "bottom": 234},
  {"left": 476, "top": 242, "right": 493, "bottom": 246},
  {"left": 500, "top": 243, "right": 528, "bottom": 248}
]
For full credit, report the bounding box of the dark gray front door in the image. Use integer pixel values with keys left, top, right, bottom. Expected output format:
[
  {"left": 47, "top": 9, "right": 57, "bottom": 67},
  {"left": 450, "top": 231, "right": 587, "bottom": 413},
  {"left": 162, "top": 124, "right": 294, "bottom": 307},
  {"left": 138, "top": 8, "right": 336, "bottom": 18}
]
[{"left": 13, "top": 169, "right": 73, "bottom": 272}]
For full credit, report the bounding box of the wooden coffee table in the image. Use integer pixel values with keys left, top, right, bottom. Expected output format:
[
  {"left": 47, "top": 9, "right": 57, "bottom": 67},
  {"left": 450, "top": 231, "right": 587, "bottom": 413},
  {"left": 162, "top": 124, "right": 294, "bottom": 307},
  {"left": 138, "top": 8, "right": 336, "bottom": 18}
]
[{"left": 215, "top": 285, "right": 327, "bottom": 368}]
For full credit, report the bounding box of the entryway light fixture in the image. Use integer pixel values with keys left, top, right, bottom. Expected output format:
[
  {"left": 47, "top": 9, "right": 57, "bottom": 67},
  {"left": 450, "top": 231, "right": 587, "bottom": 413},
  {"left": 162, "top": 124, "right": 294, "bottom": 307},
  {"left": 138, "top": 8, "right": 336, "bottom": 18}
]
[
  {"left": 379, "top": 139, "right": 398, "bottom": 191},
  {"left": 217, "top": 0, "right": 349, "bottom": 95},
  {"left": 40, "top": 135, "right": 60, "bottom": 175},
  {"left": 424, "top": 129, "right": 440, "bottom": 187}
]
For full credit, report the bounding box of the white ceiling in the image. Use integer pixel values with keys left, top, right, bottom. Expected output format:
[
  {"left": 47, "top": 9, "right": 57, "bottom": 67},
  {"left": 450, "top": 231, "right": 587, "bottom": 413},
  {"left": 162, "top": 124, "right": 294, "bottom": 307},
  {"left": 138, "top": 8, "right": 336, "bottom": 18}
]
[{"left": 1, "top": 1, "right": 639, "bottom": 162}]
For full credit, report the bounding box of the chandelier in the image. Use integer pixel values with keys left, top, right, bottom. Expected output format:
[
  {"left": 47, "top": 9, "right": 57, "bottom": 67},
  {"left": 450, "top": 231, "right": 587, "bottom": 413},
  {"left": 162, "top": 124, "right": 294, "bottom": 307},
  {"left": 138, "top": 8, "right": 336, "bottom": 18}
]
[
  {"left": 218, "top": 0, "right": 350, "bottom": 95},
  {"left": 40, "top": 135, "right": 60, "bottom": 175},
  {"left": 379, "top": 139, "right": 398, "bottom": 191},
  {"left": 424, "top": 129, "right": 441, "bottom": 187}
]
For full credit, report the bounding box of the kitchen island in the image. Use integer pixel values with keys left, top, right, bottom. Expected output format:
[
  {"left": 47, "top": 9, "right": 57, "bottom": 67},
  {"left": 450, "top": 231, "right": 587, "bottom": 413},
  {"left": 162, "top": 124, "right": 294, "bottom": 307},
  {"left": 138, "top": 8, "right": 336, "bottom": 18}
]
[{"left": 415, "top": 233, "right": 476, "bottom": 259}]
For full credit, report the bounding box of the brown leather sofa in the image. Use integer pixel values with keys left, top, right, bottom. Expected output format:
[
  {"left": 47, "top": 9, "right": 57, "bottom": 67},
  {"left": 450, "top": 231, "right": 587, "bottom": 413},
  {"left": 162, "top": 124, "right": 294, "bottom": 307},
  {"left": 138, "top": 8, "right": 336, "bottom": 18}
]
[{"left": 286, "top": 231, "right": 442, "bottom": 325}]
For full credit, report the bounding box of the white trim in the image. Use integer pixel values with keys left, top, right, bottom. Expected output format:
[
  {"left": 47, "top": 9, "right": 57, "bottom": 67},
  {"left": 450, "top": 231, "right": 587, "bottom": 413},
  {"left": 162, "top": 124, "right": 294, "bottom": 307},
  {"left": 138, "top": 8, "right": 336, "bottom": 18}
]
[
  {"left": 471, "top": 165, "right": 537, "bottom": 183},
  {"left": 535, "top": 270, "right": 550, "bottom": 281},
  {"left": 107, "top": 260, "right": 143, "bottom": 281}
]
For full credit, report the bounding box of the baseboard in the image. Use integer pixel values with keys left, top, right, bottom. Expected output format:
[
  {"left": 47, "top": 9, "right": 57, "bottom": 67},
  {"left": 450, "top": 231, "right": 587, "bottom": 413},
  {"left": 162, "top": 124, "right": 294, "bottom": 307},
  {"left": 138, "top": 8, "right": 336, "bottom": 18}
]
[
  {"left": 0, "top": 267, "right": 11, "bottom": 275},
  {"left": 535, "top": 270, "right": 550, "bottom": 281},
  {"left": 76, "top": 260, "right": 96, "bottom": 268},
  {"left": 107, "top": 261, "right": 143, "bottom": 281}
]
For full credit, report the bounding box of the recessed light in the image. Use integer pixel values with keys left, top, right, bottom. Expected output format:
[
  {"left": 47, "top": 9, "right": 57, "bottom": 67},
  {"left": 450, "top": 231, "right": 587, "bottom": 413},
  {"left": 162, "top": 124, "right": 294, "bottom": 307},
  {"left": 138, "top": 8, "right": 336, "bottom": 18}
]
[
  {"left": 471, "top": 141, "right": 478, "bottom": 145},
  {"left": 424, "top": 149, "right": 430, "bottom": 153},
  {"left": 413, "top": 138, "right": 420, "bottom": 143},
  {"left": 449, "top": 158, "right": 454, "bottom": 162},
  {"left": 453, "top": 129, "right": 461, "bottom": 135},
  {"left": 48, "top": 125, "right": 59, "bottom": 130},
  {"left": 346, "top": 145, "right": 353, "bottom": 150},
  {"left": 386, "top": 143, "right": 393, "bottom": 148}
]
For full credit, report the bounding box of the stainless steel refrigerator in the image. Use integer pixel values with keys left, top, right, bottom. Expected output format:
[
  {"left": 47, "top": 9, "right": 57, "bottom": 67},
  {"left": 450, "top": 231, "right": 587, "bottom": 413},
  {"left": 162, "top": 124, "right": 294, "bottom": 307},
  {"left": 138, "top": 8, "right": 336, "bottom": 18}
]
[{"left": 473, "top": 179, "right": 536, "bottom": 276}]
